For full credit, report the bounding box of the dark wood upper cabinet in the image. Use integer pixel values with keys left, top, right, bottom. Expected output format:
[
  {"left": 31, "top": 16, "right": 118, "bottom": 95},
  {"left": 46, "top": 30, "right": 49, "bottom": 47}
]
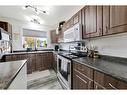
[
  {"left": 0, "top": 21, "right": 12, "bottom": 34},
  {"left": 103, "top": 6, "right": 110, "bottom": 35},
  {"left": 62, "top": 10, "right": 82, "bottom": 32},
  {"left": 50, "top": 30, "right": 58, "bottom": 43},
  {"left": 55, "top": 6, "right": 127, "bottom": 39},
  {"left": 103, "top": 6, "right": 127, "bottom": 35},
  {"left": 82, "top": 6, "right": 127, "bottom": 38},
  {"left": 82, "top": 6, "right": 103, "bottom": 38}
]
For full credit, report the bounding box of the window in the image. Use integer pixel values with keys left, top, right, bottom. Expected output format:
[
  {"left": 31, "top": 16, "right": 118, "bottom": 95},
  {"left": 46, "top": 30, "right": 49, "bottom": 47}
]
[
  {"left": 23, "top": 36, "right": 47, "bottom": 49},
  {"left": 36, "top": 37, "right": 47, "bottom": 47}
]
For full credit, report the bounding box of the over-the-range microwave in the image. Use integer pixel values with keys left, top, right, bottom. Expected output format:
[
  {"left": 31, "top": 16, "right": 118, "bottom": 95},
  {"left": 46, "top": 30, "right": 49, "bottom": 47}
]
[{"left": 64, "top": 23, "right": 82, "bottom": 42}]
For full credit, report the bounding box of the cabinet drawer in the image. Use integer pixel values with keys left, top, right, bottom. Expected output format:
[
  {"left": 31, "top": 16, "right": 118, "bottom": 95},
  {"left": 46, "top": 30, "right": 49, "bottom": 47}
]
[
  {"left": 73, "top": 69, "right": 93, "bottom": 89},
  {"left": 94, "top": 70, "right": 127, "bottom": 89},
  {"left": 74, "top": 62, "right": 93, "bottom": 79}
]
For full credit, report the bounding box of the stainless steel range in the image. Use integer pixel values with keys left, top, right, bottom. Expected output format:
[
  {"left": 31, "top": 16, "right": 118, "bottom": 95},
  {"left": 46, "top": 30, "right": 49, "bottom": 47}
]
[
  {"left": 57, "top": 55, "right": 71, "bottom": 89},
  {"left": 57, "top": 51, "right": 87, "bottom": 89}
]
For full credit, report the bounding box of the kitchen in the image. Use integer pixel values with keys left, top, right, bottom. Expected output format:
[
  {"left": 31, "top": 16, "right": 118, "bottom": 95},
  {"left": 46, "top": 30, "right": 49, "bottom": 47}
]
[{"left": 1, "top": 4, "right": 127, "bottom": 91}]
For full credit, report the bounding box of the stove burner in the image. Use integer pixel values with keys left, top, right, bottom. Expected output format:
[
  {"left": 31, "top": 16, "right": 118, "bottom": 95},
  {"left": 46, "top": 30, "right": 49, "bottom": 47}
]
[{"left": 58, "top": 51, "right": 87, "bottom": 59}]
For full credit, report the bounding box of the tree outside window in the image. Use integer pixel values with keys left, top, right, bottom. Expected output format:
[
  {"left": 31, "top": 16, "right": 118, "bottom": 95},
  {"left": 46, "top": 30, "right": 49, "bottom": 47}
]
[{"left": 23, "top": 36, "right": 47, "bottom": 49}]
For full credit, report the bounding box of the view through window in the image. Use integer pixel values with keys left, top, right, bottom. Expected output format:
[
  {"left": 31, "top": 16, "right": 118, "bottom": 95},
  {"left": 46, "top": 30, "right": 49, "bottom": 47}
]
[{"left": 23, "top": 36, "right": 47, "bottom": 49}]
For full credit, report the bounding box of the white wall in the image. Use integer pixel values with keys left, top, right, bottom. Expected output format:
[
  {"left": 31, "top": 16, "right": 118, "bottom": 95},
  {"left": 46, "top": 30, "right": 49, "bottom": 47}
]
[
  {"left": 59, "top": 31, "right": 127, "bottom": 58},
  {"left": 0, "top": 16, "right": 54, "bottom": 51},
  {"left": 86, "top": 32, "right": 127, "bottom": 58}
]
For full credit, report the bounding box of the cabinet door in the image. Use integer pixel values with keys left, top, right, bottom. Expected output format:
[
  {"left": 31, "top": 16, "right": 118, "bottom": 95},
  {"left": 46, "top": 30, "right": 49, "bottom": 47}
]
[
  {"left": 20, "top": 54, "right": 31, "bottom": 74},
  {"left": 73, "top": 69, "right": 93, "bottom": 89},
  {"left": 110, "top": 6, "right": 127, "bottom": 34},
  {"left": 94, "top": 70, "right": 127, "bottom": 89},
  {"left": 50, "top": 30, "right": 58, "bottom": 43},
  {"left": 7, "top": 23, "right": 12, "bottom": 34},
  {"left": 41, "top": 53, "right": 46, "bottom": 70},
  {"left": 43, "top": 52, "right": 53, "bottom": 70},
  {"left": 74, "top": 61, "right": 93, "bottom": 79},
  {"left": 105, "top": 75, "right": 127, "bottom": 89},
  {"left": 103, "top": 6, "right": 127, "bottom": 35},
  {"left": 84, "top": 6, "right": 102, "bottom": 38},
  {"left": 12, "top": 55, "right": 20, "bottom": 61},
  {"left": 53, "top": 53, "right": 57, "bottom": 72},
  {"left": 28, "top": 54, "right": 36, "bottom": 72},
  {"left": 0, "top": 21, "right": 12, "bottom": 34},
  {"left": 103, "top": 6, "right": 110, "bottom": 35},
  {"left": 36, "top": 54, "right": 42, "bottom": 71},
  {"left": 82, "top": 7, "right": 86, "bottom": 39},
  {"left": 5, "top": 55, "right": 12, "bottom": 61},
  {"left": 73, "top": 61, "right": 94, "bottom": 89}
]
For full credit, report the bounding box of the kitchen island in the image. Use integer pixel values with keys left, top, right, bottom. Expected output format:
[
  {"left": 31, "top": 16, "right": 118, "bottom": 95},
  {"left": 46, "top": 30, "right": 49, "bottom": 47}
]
[{"left": 0, "top": 60, "right": 27, "bottom": 89}]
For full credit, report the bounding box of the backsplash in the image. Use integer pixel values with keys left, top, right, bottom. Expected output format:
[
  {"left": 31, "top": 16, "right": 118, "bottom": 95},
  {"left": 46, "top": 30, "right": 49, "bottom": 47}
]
[
  {"left": 86, "top": 32, "right": 127, "bottom": 58},
  {"left": 60, "top": 43, "right": 77, "bottom": 50},
  {"left": 59, "top": 41, "right": 86, "bottom": 51},
  {"left": 59, "top": 32, "right": 127, "bottom": 58}
]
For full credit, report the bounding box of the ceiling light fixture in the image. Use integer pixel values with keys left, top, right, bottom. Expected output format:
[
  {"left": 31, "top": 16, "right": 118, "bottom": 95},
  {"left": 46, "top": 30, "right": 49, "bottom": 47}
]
[
  {"left": 23, "top": 5, "right": 46, "bottom": 24},
  {"left": 30, "top": 19, "right": 40, "bottom": 24},
  {"left": 24, "top": 5, "right": 47, "bottom": 15}
]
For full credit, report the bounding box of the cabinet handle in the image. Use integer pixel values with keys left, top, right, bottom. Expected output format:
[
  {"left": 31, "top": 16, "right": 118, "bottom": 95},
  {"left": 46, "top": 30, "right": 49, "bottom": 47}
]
[
  {"left": 95, "top": 85, "right": 98, "bottom": 89},
  {"left": 108, "top": 83, "right": 117, "bottom": 89},
  {"left": 88, "top": 81, "right": 91, "bottom": 89},
  {"left": 105, "top": 26, "right": 108, "bottom": 34},
  {"left": 78, "top": 68, "right": 84, "bottom": 72},
  {"left": 99, "top": 28, "right": 102, "bottom": 36},
  {"left": 76, "top": 75, "right": 87, "bottom": 84}
]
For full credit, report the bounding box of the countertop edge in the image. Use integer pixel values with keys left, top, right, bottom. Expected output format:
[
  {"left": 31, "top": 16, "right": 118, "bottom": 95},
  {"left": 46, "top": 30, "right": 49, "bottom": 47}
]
[
  {"left": 4, "top": 60, "right": 27, "bottom": 89},
  {"left": 3, "top": 51, "right": 53, "bottom": 56}
]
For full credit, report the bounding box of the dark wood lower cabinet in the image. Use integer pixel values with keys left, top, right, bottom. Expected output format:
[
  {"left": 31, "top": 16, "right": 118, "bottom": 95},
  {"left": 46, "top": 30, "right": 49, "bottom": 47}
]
[
  {"left": 94, "top": 82, "right": 106, "bottom": 89},
  {"left": 73, "top": 69, "right": 93, "bottom": 89},
  {"left": 94, "top": 70, "right": 127, "bottom": 89},
  {"left": 28, "top": 54, "right": 36, "bottom": 72},
  {"left": 44, "top": 52, "right": 53, "bottom": 69},
  {"left": 73, "top": 61, "right": 127, "bottom": 89},
  {"left": 4, "top": 52, "right": 53, "bottom": 74},
  {"left": 53, "top": 53, "right": 57, "bottom": 72},
  {"left": 36, "top": 54, "right": 42, "bottom": 71},
  {"left": 73, "top": 61, "right": 94, "bottom": 89}
]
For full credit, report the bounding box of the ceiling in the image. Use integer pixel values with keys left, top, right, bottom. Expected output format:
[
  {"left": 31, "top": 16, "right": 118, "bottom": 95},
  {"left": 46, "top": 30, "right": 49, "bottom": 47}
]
[{"left": 0, "top": 6, "right": 83, "bottom": 28}]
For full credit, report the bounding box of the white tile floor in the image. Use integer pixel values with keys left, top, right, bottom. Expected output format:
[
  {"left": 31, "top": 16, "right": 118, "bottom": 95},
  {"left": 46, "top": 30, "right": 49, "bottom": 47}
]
[{"left": 27, "top": 70, "right": 63, "bottom": 89}]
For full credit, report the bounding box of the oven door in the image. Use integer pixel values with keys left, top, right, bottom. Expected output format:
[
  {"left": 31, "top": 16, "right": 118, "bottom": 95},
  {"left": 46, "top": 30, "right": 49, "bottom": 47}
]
[{"left": 57, "top": 55, "right": 71, "bottom": 89}]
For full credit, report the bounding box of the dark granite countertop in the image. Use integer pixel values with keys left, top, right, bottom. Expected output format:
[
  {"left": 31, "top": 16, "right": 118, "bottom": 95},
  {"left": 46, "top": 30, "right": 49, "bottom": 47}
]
[
  {"left": 0, "top": 60, "right": 27, "bottom": 89},
  {"left": 73, "top": 56, "right": 127, "bottom": 83}
]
